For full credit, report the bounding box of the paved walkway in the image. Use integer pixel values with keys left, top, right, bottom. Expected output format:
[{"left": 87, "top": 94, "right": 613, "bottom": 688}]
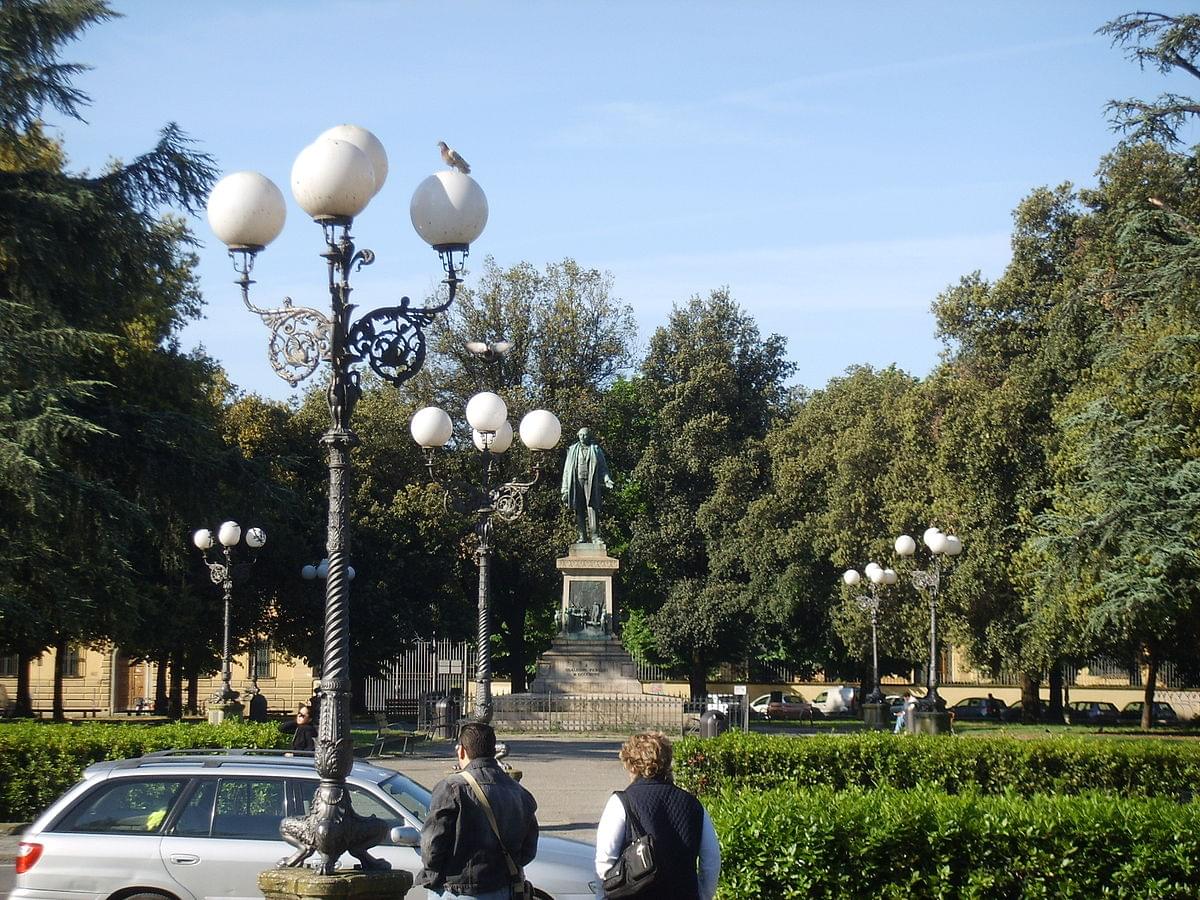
[{"left": 375, "top": 734, "right": 629, "bottom": 846}]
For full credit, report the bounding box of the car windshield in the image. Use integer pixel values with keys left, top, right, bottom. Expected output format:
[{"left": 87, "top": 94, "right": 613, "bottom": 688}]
[{"left": 378, "top": 771, "right": 432, "bottom": 822}]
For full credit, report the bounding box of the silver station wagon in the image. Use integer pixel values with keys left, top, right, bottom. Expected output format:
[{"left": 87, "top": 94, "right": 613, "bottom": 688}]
[{"left": 12, "top": 749, "right": 598, "bottom": 900}]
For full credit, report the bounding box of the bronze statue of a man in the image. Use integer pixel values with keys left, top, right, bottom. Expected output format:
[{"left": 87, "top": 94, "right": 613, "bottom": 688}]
[{"left": 561, "top": 427, "right": 614, "bottom": 544}]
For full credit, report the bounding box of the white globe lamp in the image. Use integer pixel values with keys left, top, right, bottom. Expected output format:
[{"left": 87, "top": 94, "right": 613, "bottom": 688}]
[
  {"left": 519, "top": 410, "right": 562, "bottom": 450},
  {"left": 410, "top": 171, "right": 488, "bottom": 249},
  {"left": 465, "top": 392, "right": 507, "bottom": 433},
  {"left": 291, "top": 139, "right": 376, "bottom": 220},
  {"left": 207, "top": 171, "right": 287, "bottom": 250},
  {"left": 411, "top": 407, "right": 453, "bottom": 448}
]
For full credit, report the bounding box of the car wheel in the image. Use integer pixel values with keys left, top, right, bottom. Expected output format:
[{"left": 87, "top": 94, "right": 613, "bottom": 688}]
[{"left": 121, "top": 893, "right": 176, "bottom": 900}]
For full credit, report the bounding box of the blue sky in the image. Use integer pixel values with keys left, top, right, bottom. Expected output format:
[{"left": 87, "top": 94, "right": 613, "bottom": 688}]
[{"left": 46, "top": 1, "right": 1199, "bottom": 401}]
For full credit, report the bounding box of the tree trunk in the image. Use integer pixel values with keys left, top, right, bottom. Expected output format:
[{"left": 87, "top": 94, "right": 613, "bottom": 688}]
[
  {"left": 52, "top": 637, "right": 67, "bottom": 722},
  {"left": 186, "top": 671, "right": 198, "bottom": 714},
  {"left": 1141, "top": 648, "right": 1159, "bottom": 732},
  {"left": 15, "top": 650, "right": 34, "bottom": 717},
  {"left": 688, "top": 652, "right": 707, "bottom": 701},
  {"left": 153, "top": 660, "right": 168, "bottom": 715},
  {"left": 352, "top": 670, "right": 368, "bottom": 715},
  {"left": 1019, "top": 671, "right": 1040, "bottom": 723},
  {"left": 1048, "top": 661, "right": 1064, "bottom": 723}
]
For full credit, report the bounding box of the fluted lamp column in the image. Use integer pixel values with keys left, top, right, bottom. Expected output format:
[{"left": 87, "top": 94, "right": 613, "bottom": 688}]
[
  {"left": 207, "top": 125, "right": 487, "bottom": 877},
  {"left": 894, "top": 527, "right": 963, "bottom": 733},
  {"left": 412, "top": 397, "right": 561, "bottom": 724}
]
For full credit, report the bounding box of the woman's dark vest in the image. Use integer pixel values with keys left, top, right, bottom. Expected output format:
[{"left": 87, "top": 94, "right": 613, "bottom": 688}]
[{"left": 623, "top": 777, "right": 704, "bottom": 900}]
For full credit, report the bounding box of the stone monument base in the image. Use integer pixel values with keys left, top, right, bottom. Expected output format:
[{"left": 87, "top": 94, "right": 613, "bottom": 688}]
[
  {"left": 527, "top": 636, "right": 643, "bottom": 695},
  {"left": 259, "top": 869, "right": 412, "bottom": 900},
  {"left": 862, "top": 701, "right": 891, "bottom": 730},
  {"left": 911, "top": 710, "right": 953, "bottom": 735},
  {"left": 207, "top": 701, "right": 244, "bottom": 724}
]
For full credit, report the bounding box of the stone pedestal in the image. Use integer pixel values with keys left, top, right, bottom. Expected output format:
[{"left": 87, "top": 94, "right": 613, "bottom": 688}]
[
  {"left": 555, "top": 542, "right": 619, "bottom": 638},
  {"left": 258, "top": 869, "right": 412, "bottom": 900},
  {"left": 862, "top": 701, "right": 891, "bottom": 730},
  {"left": 911, "top": 710, "right": 952, "bottom": 735},
  {"left": 528, "top": 636, "right": 643, "bottom": 694},
  {"left": 207, "top": 701, "right": 244, "bottom": 724},
  {"left": 525, "top": 543, "right": 641, "bottom": 695}
]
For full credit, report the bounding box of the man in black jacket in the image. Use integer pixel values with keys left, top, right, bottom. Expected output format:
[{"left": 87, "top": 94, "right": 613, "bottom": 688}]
[{"left": 417, "top": 722, "right": 539, "bottom": 898}]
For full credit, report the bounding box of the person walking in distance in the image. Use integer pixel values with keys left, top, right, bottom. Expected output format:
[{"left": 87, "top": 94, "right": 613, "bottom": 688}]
[
  {"left": 595, "top": 731, "right": 720, "bottom": 900},
  {"left": 417, "top": 722, "right": 539, "bottom": 899}
]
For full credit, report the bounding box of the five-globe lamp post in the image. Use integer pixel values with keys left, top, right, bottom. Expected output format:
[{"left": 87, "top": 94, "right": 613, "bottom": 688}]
[
  {"left": 411, "top": 393, "right": 562, "bottom": 725},
  {"left": 206, "top": 125, "right": 486, "bottom": 875},
  {"left": 842, "top": 562, "right": 897, "bottom": 708},
  {"left": 894, "top": 527, "right": 963, "bottom": 724},
  {"left": 192, "top": 521, "right": 266, "bottom": 711}
]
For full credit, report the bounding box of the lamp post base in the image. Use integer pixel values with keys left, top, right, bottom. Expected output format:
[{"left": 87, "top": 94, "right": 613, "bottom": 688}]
[
  {"left": 910, "top": 710, "right": 952, "bottom": 735},
  {"left": 862, "top": 701, "right": 891, "bottom": 730},
  {"left": 207, "top": 701, "right": 245, "bottom": 724},
  {"left": 259, "top": 868, "right": 412, "bottom": 900}
]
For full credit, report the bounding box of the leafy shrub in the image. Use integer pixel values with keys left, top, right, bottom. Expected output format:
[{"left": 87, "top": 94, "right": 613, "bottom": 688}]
[
  {"left": 710, "top": 785, "right": 1200, "bottom": 898},
  {"left": 0, "top": 720, "right": 287, "bottom": 821},
  {"left": 676, "top": 731, "right": 1200, "bottom": 799}
]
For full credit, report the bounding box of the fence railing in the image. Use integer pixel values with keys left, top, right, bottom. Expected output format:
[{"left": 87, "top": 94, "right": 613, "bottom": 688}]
[{"left": 492, "top": 692, "right": 689, "bottom": 732}]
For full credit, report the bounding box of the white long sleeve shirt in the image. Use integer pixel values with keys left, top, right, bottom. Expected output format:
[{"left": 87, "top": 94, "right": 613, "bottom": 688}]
[{"left": 593, "top": 792, "right": 721, "bottom": 900}]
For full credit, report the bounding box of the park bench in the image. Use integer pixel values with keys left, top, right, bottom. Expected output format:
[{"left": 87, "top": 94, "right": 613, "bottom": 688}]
[
  {"left": 35, "top": 707, "right": 103, "bottom": 718},
  {"left": 370, "top": 698, "right": 428, "bottom": 758}
]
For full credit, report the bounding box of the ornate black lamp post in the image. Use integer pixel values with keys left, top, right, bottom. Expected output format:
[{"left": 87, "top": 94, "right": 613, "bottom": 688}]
[
  {"left": 894, "top": 527, "right": 963, "bottom": 717},
  {"left": 206, "top": 125, "right": 487, "bottom": 874},
  {"left": 192, "top": 521, "right": 266, "bottom": 708},
  {"left": 411, "top": 393, "right": 561, "bottom": 723},
  {"left": 842, "top": 562, "right": 896, "bottom": 704}
]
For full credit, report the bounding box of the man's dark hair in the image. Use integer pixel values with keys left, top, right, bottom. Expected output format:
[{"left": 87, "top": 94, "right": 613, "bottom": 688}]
[{"left": 458, "top": 722, "right": 496, "bottom": 759}]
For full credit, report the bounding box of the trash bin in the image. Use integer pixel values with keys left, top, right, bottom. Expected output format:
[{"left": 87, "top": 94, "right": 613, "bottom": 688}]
[
  {"left": 699, "top": 708, "right": 727, "bottom": 739},
  {"left": 434, "top": 695, "right": 459, "bottom": 740}
]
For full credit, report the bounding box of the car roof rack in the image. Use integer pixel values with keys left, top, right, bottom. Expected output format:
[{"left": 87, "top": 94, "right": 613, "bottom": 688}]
[{"left": 106, "top": 749, "right": 317, "bottom": 770}]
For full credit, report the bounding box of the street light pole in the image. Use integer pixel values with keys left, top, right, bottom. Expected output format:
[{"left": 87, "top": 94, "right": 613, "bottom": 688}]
[
  {"left": 412, "top": 395, "right": 562, "bottom": 723},
  {"left": 894, "top": 528, "right": 963, "bottom": 713},
  {"left": 192, "top": 521, "right": 266, "bottom": 707},
  {"left": 206, "top": 125, "right": 487, "bottom": 875},
  {"left": 842, "top": 562, "right": 896, "bottom": 704}
]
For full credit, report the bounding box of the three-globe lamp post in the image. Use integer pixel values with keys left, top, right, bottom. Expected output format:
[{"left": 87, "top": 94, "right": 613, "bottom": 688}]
[
  {"left": 411, "top": 392, "right": 562, "bottom": 725},
  {"left": 205, "top": 125, "right": 486, "bottom": 874},
  {"left": 842, "top": 562, "right": 897, "bottom": 705},
  {"left": 192, "top": 521, "right": 266, "bottom": 708},
  {"left": 893, "top": 527, "right": 963, "bottom": 715}
]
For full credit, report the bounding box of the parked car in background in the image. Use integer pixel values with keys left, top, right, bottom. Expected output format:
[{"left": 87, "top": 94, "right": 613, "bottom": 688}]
[
  {"left": 1066, "top": 700, "right": 1121, "bottom": 726},
  {"left": 809, "top": 685, "right": 857, "bottom": 716},
  {"left": 1002, "top": 699, "right": 1050, "bottom": 723},
  {"left": 949, "top": 696, "right": 1008, "bottom": 721},
  {"left": 750, "top": 691, "right": 818, "bottom": 721},
  {"left": 12, "top": 750, "right": 598, "bottom": 900},
  {"left": 1119, "top": 701, "right": 1179, "bottom": 725}
]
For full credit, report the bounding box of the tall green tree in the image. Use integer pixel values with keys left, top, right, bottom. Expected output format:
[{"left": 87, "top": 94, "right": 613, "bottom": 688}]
[
  {"left": 623, "top": 289, "right": 793, "bottom": 696},
  {"left": 0, "top": 0, "right": 223, "bottom": 717}
]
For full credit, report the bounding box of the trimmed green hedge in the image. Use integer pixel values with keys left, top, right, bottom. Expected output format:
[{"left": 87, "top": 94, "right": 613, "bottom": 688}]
[
  {"left": 676, "top": 731, "right": 1200, "bottom": 799},
  {"left": 0, "top": 721, "right": 288, "bottom": 821},
  {"left": 710, "top": 785, "right": 1200, "bottom": 898}
]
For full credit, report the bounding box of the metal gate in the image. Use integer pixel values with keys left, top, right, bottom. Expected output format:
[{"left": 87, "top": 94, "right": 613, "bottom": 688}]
[{"left": 364, "top": 639, "right": 474, "bottom": 713}]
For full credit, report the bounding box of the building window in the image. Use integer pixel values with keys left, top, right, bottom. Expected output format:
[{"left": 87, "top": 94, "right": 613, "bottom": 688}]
[
  {"left": 0, "top": 654, "right": 18, "bottom": 677},
  {"left": 250, "top": 642, "right": 276, "bottom": 680},
  {"left": 60, "top": 646, "right": 85, "bottom": 678}
]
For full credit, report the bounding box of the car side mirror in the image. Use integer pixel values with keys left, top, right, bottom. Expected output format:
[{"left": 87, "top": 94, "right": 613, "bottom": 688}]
[{"left": 390, "top": 825, "right": 420, "bottom": 847}]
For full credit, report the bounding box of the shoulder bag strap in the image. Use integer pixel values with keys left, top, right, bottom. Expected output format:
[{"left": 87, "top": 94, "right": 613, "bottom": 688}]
[
  {"left": 459, "top": 769, "right": 521, "bottom": 880},
  {"left": 614, "top": 790, "right": 647, "bottom": 840}
]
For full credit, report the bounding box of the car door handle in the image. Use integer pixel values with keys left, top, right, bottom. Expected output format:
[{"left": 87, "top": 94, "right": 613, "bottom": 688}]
[{"left": 169, "top": 853, "right": 201, "bottom": 865}]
